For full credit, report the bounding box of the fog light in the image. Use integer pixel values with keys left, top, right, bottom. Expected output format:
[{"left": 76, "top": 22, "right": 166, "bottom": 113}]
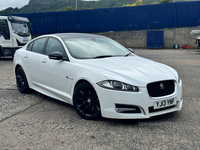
[
  {"left": 115, "top": 104, "right": 141, "bottom": 113},
  {"left": 116, "top": 108, "right": 137, "bottom": 113}
]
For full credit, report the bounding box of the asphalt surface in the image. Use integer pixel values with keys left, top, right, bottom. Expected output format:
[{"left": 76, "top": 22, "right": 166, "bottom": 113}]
[{"left": 0, "top": 49, "right": 200, "bottom": 149}]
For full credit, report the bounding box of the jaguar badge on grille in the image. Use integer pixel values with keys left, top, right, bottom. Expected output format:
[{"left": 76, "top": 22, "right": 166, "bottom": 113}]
[{"left": 160, "top": 83, "right": 165, "bottom": 90}]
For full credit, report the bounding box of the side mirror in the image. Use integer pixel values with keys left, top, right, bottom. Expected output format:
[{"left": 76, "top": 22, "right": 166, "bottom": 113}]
[
  {"left": 128, "top": 48, "right": 134, "bottom": 53},
  {"left": 49, "top": 51, "right": 63, "bottom": 60}
]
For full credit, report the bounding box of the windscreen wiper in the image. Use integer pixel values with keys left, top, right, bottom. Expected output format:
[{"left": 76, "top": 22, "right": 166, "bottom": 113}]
[
  {"left": 124, "top": 53, "right": 132, "bottom": 57},
  {"left": 93, "top": 55, "right": 113, "bottom": 59}
]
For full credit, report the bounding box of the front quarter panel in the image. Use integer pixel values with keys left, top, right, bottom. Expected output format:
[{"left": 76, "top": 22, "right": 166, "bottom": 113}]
[{"left": 67, "top": 62, "right": 107, "bottom": 100}]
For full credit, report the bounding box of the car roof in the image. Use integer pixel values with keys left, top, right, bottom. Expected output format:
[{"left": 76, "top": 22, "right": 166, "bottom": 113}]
[{"left": 53, "top": 33, "right": 105, "bottom": 39}]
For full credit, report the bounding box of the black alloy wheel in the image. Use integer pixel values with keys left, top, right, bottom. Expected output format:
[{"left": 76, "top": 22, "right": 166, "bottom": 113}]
[
  {"left": 16, "top": 67, "right": 30, "bottom": 93},
  {"left": 73, "top": 82, "right": 101, "bottom": 120}
]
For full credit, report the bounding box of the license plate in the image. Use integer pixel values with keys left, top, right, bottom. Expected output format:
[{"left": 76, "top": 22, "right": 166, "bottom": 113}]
[
  {"left": 23, "top": 37, "right": 28, "bottom": 42},
  {"left": 153, "top": 98, "right": 176, "bottom": 109}
]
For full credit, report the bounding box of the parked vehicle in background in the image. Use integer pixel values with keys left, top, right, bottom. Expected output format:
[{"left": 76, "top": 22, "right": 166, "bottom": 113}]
[
  {"left": 191, "top": 30, "right": 200, "bottom": 48},
  {"left": 0, "top": 16, "right": 31, "bottom": 59}
]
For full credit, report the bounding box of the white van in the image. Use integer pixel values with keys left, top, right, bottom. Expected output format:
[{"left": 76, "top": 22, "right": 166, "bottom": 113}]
[{"left": 0, "top": 16, "right": 32, "bottom": 59}]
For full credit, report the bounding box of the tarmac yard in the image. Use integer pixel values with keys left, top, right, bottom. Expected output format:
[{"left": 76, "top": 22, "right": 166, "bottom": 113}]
[{"left": 0, "top": 49, "right": 200, "bottom": 149}]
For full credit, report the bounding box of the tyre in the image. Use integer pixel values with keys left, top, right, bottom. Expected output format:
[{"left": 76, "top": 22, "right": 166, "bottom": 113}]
[
  {"left": 16, "top": 67, "right": 30, "bottom": 93},
  {"left": 73, "top": 82, "right": 101, "bottom": 120}
]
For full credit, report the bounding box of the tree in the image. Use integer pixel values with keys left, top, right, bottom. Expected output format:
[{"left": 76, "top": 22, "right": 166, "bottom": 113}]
[
  {"left": 135, "top": 0, "right": 143, "bottom": 6},
  {"left": 65, "top": 6, "right": 74, "bottom": 11},
  {"left": 159, "top": 0, "right": 172, "bottom": 4},
  {"left": 121, "top": 0, "right": 143, "bottom": 7}
]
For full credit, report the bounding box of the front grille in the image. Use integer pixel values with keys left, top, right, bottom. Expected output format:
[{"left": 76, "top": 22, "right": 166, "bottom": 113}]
[
  {"left": 147, "top": 80, "right": 175, "bottom": 97},
  {"left": 17, "top": 40, "right": 26, "bottom": 46},
  {"left": 148, "top": 105, "right": 176, "bottom": 113}
]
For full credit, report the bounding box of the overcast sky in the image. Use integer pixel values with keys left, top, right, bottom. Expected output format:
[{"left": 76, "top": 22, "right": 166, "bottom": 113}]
[{"left": 0, "top": 0, "right": 29, "bottom": 11}]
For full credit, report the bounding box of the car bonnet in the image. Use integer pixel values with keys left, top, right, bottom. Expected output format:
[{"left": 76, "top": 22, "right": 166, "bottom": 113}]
[{"left": 74, "top": 55, "right": 178, "bottom": 87}]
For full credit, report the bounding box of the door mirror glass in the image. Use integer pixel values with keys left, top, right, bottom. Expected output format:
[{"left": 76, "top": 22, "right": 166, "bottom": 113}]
[{"left": 49, "top": 51, "right": 63, "bottom": 60}]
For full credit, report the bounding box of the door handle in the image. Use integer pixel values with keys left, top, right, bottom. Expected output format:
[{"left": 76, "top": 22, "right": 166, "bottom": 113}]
[
  {"left": 66, "top": 76, "right": 73, "bottom": 80},
  {"left": 24, "top": 54, "right": 29, "bottom": 58},
  {"left": 41, "top": 59, "right": 47, "bottom": 63}
]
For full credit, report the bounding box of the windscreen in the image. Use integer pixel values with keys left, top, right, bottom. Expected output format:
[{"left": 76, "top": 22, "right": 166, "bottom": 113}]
[
  {"left": 64, "top": 37, "right": 130, "bottom": 59},
  {"left": 11, "top": 21, "right": 30, "bottom": 37}
]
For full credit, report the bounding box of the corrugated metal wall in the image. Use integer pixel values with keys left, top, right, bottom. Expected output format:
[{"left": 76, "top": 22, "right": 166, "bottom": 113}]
[{"left": 16, "top": 1, "right": 200, "bottom": 36}]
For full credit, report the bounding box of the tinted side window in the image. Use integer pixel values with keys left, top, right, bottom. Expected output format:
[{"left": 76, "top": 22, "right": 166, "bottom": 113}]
[
  {"left": 45, "top": 38, "right": 65, "bottom": 55},
  {"left": 32, "top": 38, "right": 47, "bottom": 54},
  {"left": 0, "top": 19, "right": 10, "bottom": 40},
  {"left": 27, "top": 42, "right": 33, "bottom": 51}
]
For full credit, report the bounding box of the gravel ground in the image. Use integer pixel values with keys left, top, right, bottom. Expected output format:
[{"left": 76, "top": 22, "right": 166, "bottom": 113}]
[{"left": 0, "top": 50, "right": 200, "bottom": 149}]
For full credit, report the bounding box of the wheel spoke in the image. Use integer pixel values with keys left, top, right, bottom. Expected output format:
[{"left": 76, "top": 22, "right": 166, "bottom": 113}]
[
  {"left": 95, "top": 104, "right": 100, "bottom": 111},
  {"left": 17, "top": 76, "right": 21, "bottom": 88},
  {"left": 89, "top": 95, "right": 97, "bottom": 100},
  {"left": 82, "top": 105, "right": 90, "bottom": 113},
  {"left": 92, "top": 104, "right": 100, "bottom": 113},
  {"left": 17, "top": 74, "right": 24, "bottom": 90},
  {"left": 17, "top": 75, "right": 22, "bottom": 79},
  {"left": 76, "top": 95, "right": 86, "bottom": 102},
  {"left": 78, "top": 103, "right": 86, "bottom": 109},
  {"left": 78, "top": 90, "right": 87, "bottom": 99},
  {"left": 89, "top": 105, "right": 95, "bottom": 114}
]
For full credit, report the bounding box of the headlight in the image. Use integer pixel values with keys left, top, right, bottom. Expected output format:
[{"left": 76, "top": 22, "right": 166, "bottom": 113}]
[{"left": 97, "top": 80, "right": 139, "bottom": 92}]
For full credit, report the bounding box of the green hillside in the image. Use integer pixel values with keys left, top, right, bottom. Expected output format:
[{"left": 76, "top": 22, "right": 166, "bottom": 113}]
[{"left": 0, "top": 0, "right": 190, "bottom": 15}]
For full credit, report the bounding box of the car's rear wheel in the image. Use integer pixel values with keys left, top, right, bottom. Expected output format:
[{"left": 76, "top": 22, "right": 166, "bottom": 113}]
[
  {"left": 73, "top": 82, "right": 101, "bottom": 120},
  {"left": 16, "top": 67, "right": 30, "bottom": 93}
]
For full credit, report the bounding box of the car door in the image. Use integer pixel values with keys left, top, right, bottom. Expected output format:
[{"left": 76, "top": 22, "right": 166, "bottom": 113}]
[
  {"left": 22, "top": 37, "right": 47, "bottom": 86},
  {"left": 39, "top": 37, "right": 72, "bottom": 102}
]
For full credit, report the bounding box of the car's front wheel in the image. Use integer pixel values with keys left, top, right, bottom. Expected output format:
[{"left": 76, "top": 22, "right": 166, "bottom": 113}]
[
  {"left": 73, "top": 82, "right": 101, "bottom": 120},
  {"left": 16, "top": 67, "right": 30, "bottom": 93}
]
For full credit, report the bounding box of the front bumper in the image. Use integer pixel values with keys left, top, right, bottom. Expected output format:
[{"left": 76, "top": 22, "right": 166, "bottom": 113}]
[{"left": 94, "top": 79, "right": 183, "bottom": 119}]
